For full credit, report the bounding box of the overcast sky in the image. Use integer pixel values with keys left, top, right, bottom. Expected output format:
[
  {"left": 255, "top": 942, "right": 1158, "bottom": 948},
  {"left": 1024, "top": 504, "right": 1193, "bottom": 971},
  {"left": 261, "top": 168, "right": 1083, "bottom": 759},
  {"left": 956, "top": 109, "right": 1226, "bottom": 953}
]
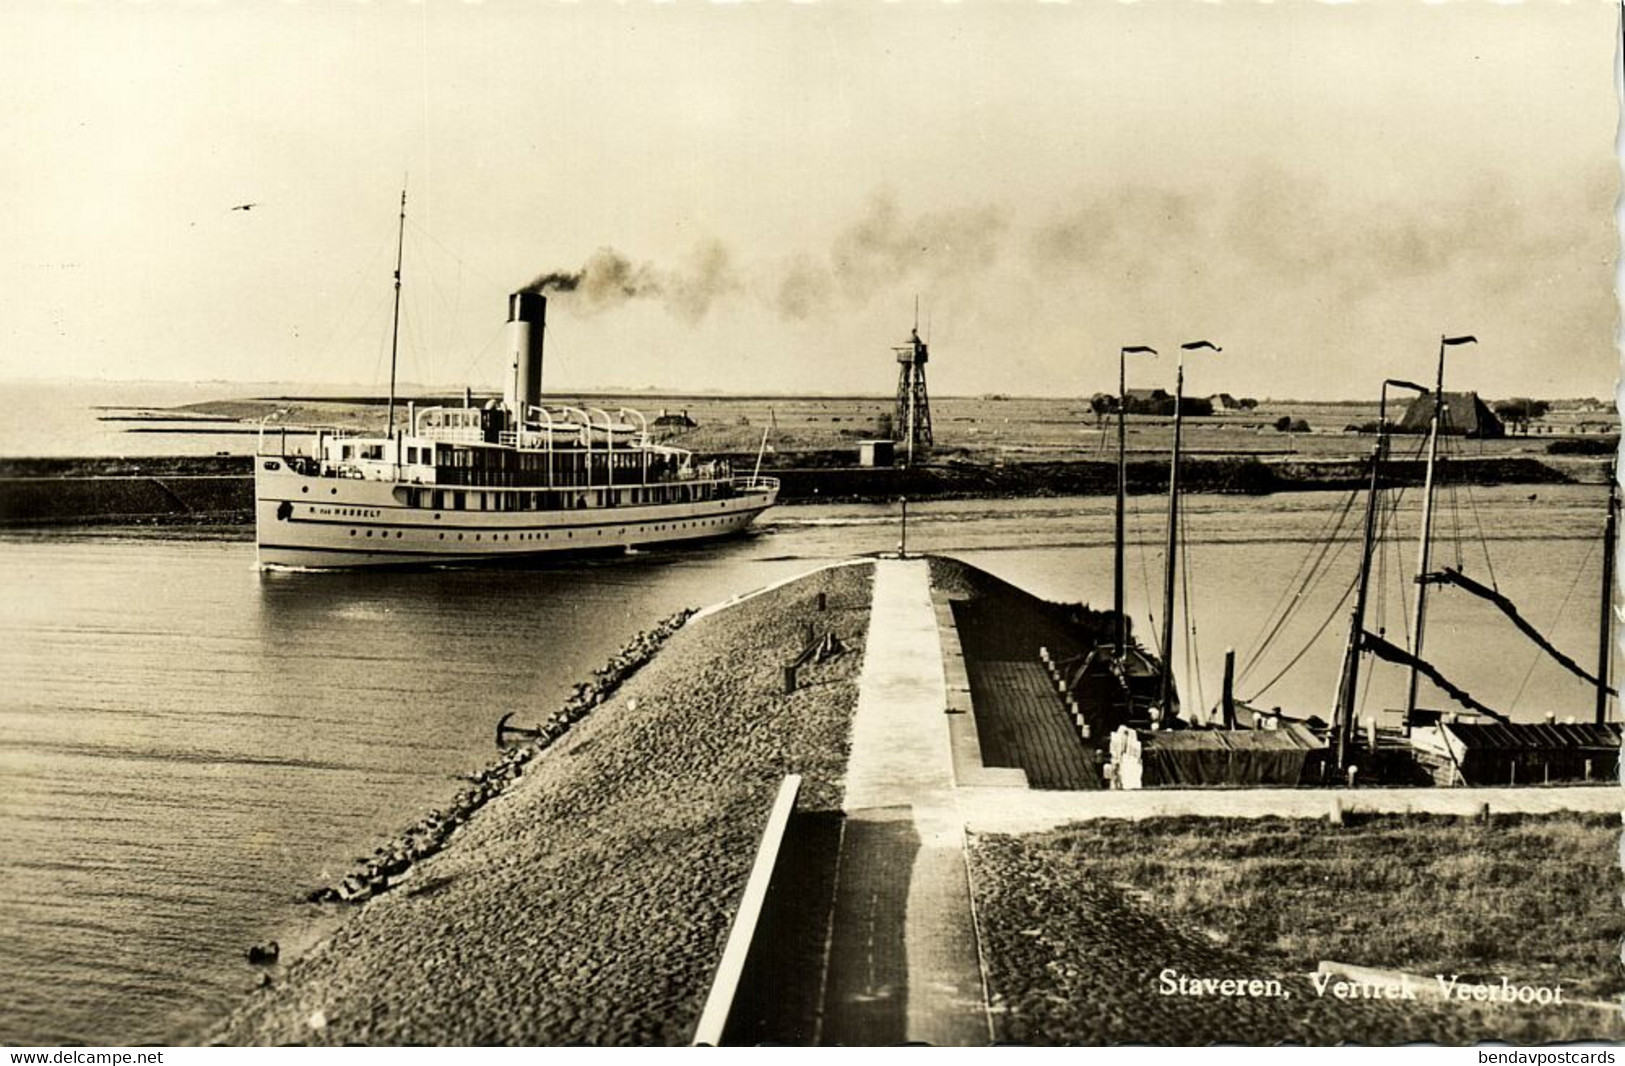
[{"left": 2, "top": 1, "right": 1618, "bottom": 400}]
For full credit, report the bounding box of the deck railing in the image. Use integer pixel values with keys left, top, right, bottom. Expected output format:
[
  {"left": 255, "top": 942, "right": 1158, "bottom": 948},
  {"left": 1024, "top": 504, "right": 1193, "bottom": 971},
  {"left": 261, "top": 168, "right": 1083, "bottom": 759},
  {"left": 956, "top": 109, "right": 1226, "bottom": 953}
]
[{"left": 731, "top": 476, "right": 780, "bottom": 495}]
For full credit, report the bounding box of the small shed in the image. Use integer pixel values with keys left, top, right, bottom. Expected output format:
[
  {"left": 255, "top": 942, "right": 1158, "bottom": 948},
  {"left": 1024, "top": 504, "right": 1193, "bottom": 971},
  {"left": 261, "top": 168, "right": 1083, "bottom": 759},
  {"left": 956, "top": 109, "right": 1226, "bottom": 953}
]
[
  {"left": 1138, "top": 724, "right": 1328, "bottom": 787},
  {"left": 1420, "top": 721, "right": 1621, "bottom": 786},
  {"left": 652, "top": 409, "right": 696, "bottom": 430},
  {"left": 858, "top": 439, "right": 895, "bottom": 467}
]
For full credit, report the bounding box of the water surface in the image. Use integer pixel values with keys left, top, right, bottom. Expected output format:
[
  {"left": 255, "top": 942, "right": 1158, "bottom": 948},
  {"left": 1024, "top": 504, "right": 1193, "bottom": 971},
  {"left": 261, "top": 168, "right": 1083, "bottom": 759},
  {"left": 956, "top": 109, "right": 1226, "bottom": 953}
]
[{"left": 0, "top": 484, "right": 1611, "bottom": 1043}]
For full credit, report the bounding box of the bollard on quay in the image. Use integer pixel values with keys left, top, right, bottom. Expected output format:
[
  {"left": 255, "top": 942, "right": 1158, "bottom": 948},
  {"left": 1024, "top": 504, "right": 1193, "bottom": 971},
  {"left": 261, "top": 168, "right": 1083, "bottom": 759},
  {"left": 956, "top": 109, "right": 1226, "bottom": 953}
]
[{"left": 783, "top": 664, "right": 798, "bottom": 695}]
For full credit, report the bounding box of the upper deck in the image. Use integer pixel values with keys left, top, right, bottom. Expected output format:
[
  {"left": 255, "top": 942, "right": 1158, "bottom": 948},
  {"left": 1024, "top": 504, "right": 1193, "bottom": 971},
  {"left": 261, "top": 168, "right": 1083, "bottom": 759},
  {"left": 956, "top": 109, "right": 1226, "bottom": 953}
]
[{"left": 259, "top": 400, "right": 758, "bottom": 496}]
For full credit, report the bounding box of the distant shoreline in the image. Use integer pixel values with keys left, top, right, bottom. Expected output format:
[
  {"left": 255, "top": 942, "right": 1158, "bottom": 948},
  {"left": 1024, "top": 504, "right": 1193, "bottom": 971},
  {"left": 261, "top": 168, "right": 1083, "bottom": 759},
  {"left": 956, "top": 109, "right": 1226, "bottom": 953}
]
[{"left": 0, "top": 451, "right": 1609, "bottom": 530}]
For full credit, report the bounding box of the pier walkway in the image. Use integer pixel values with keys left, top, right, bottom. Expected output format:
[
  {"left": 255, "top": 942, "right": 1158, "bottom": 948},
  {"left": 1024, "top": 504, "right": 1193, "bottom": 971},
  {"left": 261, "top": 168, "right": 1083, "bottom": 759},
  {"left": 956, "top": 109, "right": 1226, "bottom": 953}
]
[{"left": 821, "top": 558, "right": 991, "bottom": 1046}]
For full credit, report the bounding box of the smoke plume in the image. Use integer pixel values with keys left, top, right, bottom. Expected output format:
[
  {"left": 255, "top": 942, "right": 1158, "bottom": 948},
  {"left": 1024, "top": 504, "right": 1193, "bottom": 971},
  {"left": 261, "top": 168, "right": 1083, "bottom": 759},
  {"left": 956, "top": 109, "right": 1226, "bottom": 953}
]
[
  {"left": 771, "top": 194, "right": 1008, "bottom": 319},
  {"left": 524, "top": 240, "right": 740, "bottom": 324}
]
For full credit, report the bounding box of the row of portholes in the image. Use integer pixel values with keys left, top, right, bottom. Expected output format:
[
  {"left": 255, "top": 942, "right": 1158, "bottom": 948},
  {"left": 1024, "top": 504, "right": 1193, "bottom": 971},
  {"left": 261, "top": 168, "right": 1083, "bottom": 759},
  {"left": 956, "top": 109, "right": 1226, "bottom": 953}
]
[
  {"left": 342, "top": 516, "right": 738, "bottom": 542},
  {"left": 432, "top": 531, "right": 576, "bottom": 542}
]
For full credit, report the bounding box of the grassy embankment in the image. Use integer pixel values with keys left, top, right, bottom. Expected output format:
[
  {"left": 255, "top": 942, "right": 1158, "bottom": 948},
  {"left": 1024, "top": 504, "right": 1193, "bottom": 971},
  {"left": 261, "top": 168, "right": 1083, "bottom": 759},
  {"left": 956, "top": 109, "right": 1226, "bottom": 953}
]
[
  {"left": 972, "top": 813, "right": 1622, "bottom": 1044},
  {"left": 180, "top": 392, "right": 1616, "bottom": 465},
  {"left": 208, "top": 561, "right": 873, "bottom": 1046}
]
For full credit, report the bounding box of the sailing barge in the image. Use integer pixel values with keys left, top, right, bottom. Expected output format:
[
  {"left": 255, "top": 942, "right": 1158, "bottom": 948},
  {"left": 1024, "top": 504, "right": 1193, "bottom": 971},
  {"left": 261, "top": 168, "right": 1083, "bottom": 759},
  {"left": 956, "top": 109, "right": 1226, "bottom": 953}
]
[{"left": 1053, "top": 336, "right": 1619, "bottom": 788}]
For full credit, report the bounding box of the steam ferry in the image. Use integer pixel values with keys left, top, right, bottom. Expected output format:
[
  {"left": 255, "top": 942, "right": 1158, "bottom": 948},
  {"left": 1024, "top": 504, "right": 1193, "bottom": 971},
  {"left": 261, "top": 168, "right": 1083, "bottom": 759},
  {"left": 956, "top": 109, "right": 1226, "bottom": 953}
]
[{"left": 254, "top": 291, "right": 779, "bottom": 569}]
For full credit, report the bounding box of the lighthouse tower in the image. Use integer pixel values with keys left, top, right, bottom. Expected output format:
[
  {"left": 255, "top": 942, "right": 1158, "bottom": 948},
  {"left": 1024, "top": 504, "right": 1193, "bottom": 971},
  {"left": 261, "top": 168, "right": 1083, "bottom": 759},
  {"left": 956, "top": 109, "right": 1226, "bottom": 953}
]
[{"left": 892, "top": 326, "right": 933, "bottom": 466}]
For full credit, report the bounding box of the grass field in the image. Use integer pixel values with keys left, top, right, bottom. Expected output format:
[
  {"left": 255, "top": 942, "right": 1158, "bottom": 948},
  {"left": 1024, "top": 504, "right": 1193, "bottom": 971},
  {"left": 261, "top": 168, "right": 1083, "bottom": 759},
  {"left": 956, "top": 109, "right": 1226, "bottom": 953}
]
[
  {"left": 190, "top": 391, "right": 1616, "bottom": 467},
  {"left": 970, "top": 812, "right": 1622, "bottom": 1043}
]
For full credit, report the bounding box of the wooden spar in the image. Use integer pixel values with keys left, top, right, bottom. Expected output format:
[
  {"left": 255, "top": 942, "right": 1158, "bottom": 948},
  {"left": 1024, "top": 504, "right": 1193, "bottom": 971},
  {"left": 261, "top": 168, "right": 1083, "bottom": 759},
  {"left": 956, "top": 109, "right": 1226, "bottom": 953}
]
[
  {"left": 1221, "top": 647, "right": 1236, "bottom": 728},
  {"left": 386, "top": 185, "right": 407, "bottom": 436},
  {"left": 1403, "top": 400, "right": 1441, "bottom": 729},
  {"left": 1598, "top": 459, "right": 1618, "bottom": 724},
  {"left": 1157, "top": 355, "right": 1184, "bottom": 719}
]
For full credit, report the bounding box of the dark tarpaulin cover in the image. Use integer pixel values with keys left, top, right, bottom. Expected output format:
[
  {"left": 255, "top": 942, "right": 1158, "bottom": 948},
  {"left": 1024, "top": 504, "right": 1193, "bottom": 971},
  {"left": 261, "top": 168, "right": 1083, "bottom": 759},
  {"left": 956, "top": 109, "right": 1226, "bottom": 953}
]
[{"left": 1141, "top": 724, "right": 1326, "bottom": 786}]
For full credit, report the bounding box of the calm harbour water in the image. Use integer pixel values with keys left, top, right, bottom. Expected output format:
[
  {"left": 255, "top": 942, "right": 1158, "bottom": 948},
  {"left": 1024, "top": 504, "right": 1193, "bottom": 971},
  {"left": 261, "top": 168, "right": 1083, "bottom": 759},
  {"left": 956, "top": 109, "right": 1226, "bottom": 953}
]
[{"left": 0, "top": 485, "right": 1612, "bottom": 1044}]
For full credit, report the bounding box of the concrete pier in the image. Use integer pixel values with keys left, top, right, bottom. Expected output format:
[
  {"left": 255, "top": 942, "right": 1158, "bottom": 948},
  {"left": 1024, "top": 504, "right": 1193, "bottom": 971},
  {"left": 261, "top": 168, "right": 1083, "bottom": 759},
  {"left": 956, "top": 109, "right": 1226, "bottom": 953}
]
[{"left": 820, "top": 559, "right": 991, "bottom": 1046}]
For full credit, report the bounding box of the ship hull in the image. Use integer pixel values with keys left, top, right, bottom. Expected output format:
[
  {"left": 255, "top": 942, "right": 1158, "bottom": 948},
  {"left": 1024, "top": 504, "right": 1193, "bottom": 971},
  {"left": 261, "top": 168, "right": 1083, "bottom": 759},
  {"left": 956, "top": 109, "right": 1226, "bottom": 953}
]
[{"left": 254, "top": 464, "right": 777, "bottom": 570}]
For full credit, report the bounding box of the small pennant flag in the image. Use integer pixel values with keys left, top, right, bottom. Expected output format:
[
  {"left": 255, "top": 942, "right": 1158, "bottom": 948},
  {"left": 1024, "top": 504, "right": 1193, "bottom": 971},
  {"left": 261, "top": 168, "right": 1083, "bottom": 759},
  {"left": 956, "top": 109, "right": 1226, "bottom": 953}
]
[
  {"left": 1443, "top": 335, "right": 1478, "bottom": 346},
  {"left": 1122, "top": 345, "right": 1158, "bottom": 355},
  {"left": 1181, "top": 340, "right": 1221, "bottom": 352},
  {"left": 1386, "top": 378, "right": 1429, "bottom": 393}
]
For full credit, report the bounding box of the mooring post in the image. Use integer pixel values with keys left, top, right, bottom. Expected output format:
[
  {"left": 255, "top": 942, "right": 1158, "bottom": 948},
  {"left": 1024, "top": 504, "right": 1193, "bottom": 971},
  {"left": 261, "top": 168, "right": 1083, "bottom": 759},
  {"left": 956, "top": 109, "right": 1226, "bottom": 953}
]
[
  {"left": 1328, "top": 796, "right": 1343, "bottom": 827},
  {"left": 1221, "top": 648, "right": 1236, "bottom": 729},
  {"left": 783, "top": 664, "right": 797, "bottom": 695},
  {"left": 816, "top": 591, "right": 827, "bottom": 612}
]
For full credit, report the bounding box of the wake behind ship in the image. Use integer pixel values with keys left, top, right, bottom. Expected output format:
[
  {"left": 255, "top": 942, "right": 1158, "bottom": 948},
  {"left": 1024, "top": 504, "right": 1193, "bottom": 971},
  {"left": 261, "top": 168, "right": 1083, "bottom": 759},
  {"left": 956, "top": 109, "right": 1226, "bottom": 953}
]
[{"left": 254, "top": 292, "right": 779, "bottom": 569}]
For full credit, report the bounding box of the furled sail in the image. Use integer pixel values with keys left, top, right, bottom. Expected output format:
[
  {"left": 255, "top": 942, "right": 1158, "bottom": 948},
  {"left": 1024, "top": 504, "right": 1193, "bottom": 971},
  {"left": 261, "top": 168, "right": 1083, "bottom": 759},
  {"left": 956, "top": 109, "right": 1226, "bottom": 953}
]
[
  {"left": 1430, "top": 567, "right": 1617, "bottom": 696},
  {"left": 1359, "top": 631, "right": 1510, "bottom": 722}
]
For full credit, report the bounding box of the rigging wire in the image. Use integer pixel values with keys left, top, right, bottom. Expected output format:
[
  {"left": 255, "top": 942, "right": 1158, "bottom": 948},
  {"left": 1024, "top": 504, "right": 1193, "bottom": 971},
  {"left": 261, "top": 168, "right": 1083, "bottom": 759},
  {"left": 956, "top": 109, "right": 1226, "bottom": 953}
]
[
  {"left": 1507, "top": 533, "right": 1599, "bottom": 714},
  {"left": 308, "top": 227, "right": 399, "bottom": 378},
  {"left": 1382, "top": 429, "right": 1432, "bottom": 647},
  {"left": 1236, "top": 484, "right": 1359, "bottom": 685},
  {"left": 1132, "top": 487, "right": 1161, "bottom": 660},
  {"left": 1236, "top": 488, "right": 1356, "bottom": 669},
  {"left": 1179, "top": 495, "right": 1206, "bottom": 718},
  {"left": 1243, "top": 425, "right": 1430, "bottom": 706},
  {"left": 1444, "top": 435, "right": 1465, "bottom": 574},
  {"left": 1463, "top": 479, "right": 1500, "bottom": 592},
  {"left": 1243, "top": 568, "right": 1359, "bottom": 702},
  {"left": 406, "top": 217, "right": 511, "bottom": 292},
  {"left": 452, "top": 322, "right": 510, "bottom": 386}
]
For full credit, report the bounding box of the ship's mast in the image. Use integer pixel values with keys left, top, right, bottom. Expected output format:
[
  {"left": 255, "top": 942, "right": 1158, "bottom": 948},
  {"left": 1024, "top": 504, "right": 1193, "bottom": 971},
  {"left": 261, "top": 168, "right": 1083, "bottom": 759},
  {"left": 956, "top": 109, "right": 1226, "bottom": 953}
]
[
  {"left": 1597, "top": 457, "right": 1619, "bottom": 724},
  {"left": 1158, "top": 341, "right": 1218, "bottom": 720},
  {"left": 1335, "top": 378, "right": 1426, "bottom": 770},
  {"left": 1403, "top": 334, "right": 1475, "bottom": 731},
  {"left": 1158, "top": 357, "right": 1184, "bottom": 719},
  {"left": 1116, "top": 346, "right": 1157, "bottom": 657},
  {"left": 386, "top": 185, "right": 407, "bottom": 436}
]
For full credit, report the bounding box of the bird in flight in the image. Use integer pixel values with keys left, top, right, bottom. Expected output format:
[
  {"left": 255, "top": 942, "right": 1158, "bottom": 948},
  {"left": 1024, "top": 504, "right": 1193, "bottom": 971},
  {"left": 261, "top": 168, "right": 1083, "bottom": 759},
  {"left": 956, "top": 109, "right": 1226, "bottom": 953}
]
[{"left": 230, "top": 202, "right": 258, "bottom": 212}]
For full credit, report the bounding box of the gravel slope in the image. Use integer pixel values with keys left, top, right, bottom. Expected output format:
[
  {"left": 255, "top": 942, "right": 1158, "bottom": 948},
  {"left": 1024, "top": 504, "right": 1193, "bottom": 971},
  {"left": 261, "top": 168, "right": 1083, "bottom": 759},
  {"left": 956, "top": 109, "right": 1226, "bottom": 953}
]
[{"left": 209, "top": 561, "right": 873, "bottom": 1046}]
